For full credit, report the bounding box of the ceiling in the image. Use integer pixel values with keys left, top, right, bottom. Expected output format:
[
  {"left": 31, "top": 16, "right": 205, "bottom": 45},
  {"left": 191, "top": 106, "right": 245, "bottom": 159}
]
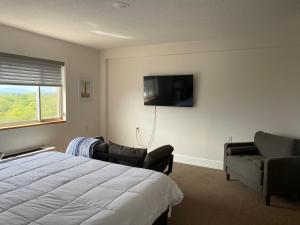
[{"left": 0, "top": 0, "right": 299, "bottom": 50}]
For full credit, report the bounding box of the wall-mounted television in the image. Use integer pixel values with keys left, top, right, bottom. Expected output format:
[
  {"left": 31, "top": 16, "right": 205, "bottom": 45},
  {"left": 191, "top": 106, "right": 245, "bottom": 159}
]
[{"left": 144, "top": 75, "right": 193, "bottom": 107}]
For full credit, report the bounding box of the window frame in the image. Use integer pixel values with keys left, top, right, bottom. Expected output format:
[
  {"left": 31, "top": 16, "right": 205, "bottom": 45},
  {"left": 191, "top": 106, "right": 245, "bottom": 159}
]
[
  {"left": 0, "top": 119, "right": 66, "bottom": 130},
  {"left": 39, "top": 86, "right": 63, "bottom": 121}
]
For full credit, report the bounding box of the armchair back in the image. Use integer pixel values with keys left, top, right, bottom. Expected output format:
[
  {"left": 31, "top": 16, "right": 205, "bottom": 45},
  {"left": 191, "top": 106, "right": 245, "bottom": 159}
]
[{"left": 254, "top": 131, "right": 298, "bottom": 157}]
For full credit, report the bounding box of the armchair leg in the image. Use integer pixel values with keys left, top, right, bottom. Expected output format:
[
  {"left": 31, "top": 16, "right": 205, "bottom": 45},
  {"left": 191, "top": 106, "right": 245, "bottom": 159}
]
[
  {"left": 226, "top": 173, "right": 230, "bottom": 181},
  {"left": 265, "top": 196, "right": 271, "bottom": 206}
]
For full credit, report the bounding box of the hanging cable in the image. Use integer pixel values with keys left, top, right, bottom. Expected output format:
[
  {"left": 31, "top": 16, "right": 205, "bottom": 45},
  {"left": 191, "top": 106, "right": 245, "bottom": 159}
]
[
  {"left": 136, "top": 106, "right": 157, "bottom": 148},
  {"left": 147, "top": 105, "right": 157, "bottom": 148},
  {"left": 136, "top": 127, "right": 144, "bottom": 147}
]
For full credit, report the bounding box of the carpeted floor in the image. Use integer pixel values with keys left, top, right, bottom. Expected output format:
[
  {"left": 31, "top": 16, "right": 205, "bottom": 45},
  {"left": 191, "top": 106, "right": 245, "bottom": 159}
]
[{"left": 168, "top": 163, "right": 300, "bottom": 225}]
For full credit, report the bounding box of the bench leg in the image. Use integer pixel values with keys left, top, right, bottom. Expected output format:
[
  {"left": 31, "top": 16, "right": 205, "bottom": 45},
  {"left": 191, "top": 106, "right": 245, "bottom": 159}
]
[
  {"left": 265, "top": 196, "right": 271, "bottom": 206},
  {"left": 226, "top": 173, "right": 230, "bottom": 181}
]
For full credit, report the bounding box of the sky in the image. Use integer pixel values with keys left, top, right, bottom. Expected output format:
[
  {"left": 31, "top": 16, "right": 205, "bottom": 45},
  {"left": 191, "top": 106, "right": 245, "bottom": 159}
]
[
  {"left": 0, "top": 85, "right": 57, "bottom": 93},
  {"left": 0, "top": 85, "right": 35, "bottom": 91}
]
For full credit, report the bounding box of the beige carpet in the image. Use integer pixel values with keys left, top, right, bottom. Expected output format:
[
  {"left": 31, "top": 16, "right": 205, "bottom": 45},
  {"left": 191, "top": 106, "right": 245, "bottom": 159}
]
[{"left": 168, "top": 163, "right": 300, "bottom": 225}]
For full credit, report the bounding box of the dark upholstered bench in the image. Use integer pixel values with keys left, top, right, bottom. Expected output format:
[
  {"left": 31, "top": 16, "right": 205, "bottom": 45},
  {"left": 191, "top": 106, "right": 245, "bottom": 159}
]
[{"left": 92, "top": 138, "right": 174, "bottom": 175}]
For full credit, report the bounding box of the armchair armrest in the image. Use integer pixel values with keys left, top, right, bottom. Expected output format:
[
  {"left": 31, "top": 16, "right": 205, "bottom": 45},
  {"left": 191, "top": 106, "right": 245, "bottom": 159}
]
[
  {"left": 224, "top": 142, "right": 255, "bottom": 170},
  {"left": 227, "top": 146, "right": 258, "bottom": 155},
  {"left": 263, "top": 156, "right": 300, "bottom": 197},
  {"left": 224, "top": 142, "right": 255, "bottom": 151}
]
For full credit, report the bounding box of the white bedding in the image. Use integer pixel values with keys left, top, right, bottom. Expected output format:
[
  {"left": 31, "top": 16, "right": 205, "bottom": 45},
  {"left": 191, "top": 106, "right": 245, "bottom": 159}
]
[{"left": 0, "top": 151, "right": 183, "bottom": 225}]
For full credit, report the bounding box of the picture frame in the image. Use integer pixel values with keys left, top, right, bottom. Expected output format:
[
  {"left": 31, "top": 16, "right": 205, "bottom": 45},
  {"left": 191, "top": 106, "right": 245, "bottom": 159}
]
[{"left": 79, "top": 77, "right": 92, "bottom": 101}]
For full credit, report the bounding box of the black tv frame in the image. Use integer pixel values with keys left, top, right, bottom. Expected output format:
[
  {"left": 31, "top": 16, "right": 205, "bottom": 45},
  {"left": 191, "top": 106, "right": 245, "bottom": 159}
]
[{"left": 143, "top": 74, "right": 193, "bottom": 107}]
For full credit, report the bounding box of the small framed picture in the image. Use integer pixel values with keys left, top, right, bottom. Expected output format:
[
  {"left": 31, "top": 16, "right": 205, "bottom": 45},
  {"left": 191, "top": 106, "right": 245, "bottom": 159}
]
[{"left": 79, "top": 77, "right": 92, "bottom": 101}]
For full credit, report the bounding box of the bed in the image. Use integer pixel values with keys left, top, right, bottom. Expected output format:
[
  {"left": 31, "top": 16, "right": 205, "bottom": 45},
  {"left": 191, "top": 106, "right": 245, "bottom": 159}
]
[{"left": 0, "top": 151, "right": 183, "bottom": 225}]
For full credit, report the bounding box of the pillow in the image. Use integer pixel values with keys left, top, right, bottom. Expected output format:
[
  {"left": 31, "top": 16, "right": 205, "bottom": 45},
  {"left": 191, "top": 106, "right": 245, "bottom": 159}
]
[
  {"left": 108, "top": 141, "right": 147, "bottom": 166},
  {"left": 254, "top": 131, "right": 296, "bottom": 157},
  {"left": 91, "top": 138, "right": 108, "bottom": 161},
  {"left": 92, "top": 141, "right": 108, "bottom": 153}
]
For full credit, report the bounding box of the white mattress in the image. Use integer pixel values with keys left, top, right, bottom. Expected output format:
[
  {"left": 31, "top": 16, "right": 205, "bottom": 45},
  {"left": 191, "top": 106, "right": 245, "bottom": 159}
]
[{"left": 0, "top": 151, "right": 183, "bottom": 225}]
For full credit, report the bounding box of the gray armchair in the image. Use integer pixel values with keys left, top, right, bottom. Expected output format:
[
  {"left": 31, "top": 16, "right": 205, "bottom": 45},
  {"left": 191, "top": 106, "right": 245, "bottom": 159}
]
[{"left": 224, "top": 131, "right": 300, "bottom": 205}]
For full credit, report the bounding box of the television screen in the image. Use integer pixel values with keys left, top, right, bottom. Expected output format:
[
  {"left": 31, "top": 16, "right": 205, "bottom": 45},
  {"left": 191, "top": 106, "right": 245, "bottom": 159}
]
[{"left": 144, "top": 75, "right": 193, "bottom": 107}]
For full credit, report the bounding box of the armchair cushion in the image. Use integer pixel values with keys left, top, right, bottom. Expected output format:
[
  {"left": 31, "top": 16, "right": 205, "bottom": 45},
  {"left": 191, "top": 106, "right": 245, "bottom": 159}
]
[
  {"left": 226, "top": 154, "right": 265, "bottom": 189},
  {"left": 227, "top": 154, "right": 265, "bottom": 170},
  {"left": 254, "top": 131, "right": 297, "bottom": 157}
]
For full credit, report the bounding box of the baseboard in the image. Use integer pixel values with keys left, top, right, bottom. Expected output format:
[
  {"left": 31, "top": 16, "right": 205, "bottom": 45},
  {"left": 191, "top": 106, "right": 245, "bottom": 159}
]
[
  {"left": 0, "top": 146, "right": 55, "bottom": 164},
  {"left": 174, "top": 153, "right": 223, "bottom": 170}
]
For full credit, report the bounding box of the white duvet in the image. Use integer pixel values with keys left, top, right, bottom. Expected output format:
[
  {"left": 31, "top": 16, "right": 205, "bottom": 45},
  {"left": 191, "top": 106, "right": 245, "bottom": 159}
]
[{"left": 0, "top": 151, "right": 183, "bottom": 225}]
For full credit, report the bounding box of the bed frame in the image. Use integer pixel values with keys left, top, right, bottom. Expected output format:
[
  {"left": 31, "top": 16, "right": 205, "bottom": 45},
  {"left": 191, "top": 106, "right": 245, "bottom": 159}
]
[{"left": 153, "top": 209, "right": 168, "bottom": 225}]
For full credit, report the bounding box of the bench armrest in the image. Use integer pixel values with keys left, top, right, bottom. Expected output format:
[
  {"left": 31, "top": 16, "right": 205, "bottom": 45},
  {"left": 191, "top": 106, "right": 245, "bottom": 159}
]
[
  {"left": 263, "top": 156, "right": 300, "bottom": 196},
  {"left": 144, "top": 145, "right": 174, "bottom": 175}
]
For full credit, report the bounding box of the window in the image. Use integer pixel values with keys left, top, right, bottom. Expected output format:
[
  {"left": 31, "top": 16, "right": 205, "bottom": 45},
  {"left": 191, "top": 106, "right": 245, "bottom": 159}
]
[
  {"left": 0, "top": 53, "right": 65, "bottom": 129},
  {"left": 40, "top": 86, "right": 61, "bottom": 120}
]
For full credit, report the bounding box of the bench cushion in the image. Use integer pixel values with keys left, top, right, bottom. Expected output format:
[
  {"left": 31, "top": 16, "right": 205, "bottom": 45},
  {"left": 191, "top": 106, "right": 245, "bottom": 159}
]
[{"left": 108, "top": 142, "right": 147, "bottom": 167}]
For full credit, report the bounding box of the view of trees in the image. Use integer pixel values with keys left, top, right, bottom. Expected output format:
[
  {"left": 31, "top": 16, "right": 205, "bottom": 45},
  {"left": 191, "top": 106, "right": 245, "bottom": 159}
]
[
  {"left": 41, "top": 88, "right": 60, "bottom": 119},
  {"left": 0, "top": 93, "right": 36, "bottom": 123},
  {"left": 0, "top": 92, "right": 59, "bottom": 124}
]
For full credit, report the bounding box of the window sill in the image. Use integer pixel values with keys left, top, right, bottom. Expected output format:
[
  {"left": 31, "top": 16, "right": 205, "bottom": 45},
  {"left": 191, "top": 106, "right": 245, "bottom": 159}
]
[{"left": 0, "top": 119, "right": 66, "bottom": 131}]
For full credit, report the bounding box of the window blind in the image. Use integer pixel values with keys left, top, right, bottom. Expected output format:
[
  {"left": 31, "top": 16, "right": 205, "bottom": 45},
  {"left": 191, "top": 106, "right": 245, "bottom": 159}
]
[{"left": 0, "top": 52, "right": 64, "bottom": 86}]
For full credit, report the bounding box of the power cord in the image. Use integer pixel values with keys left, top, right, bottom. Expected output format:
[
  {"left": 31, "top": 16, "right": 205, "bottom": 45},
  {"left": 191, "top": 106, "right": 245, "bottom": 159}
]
[
  {"left": 136, "top": 106, "right": 157, "bottom": 149},
  {"left": 136, "top": 128, "right": 144, "bottom": 147}
]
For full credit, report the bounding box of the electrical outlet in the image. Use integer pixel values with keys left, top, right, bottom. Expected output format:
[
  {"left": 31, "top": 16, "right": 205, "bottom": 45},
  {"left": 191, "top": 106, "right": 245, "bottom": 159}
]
[{"left": 228, "top": 136, "right": 233, "bottom": 143}]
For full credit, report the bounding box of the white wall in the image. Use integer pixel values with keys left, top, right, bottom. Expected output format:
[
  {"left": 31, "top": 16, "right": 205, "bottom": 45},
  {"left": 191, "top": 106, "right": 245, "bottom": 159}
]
[
  {"left": 0, "top": 25, "right": 101, "bottom": 154},
  {"left": 100, "top": 33, "right": 300, "bottom": 169}
]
